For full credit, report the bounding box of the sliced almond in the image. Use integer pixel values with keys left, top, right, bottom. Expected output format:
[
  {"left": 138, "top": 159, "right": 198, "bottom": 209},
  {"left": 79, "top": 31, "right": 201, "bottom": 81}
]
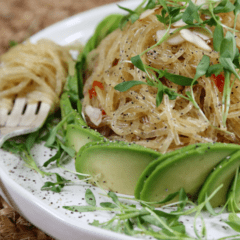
[
  {"left": 139, "top": 9, "right": 155, "bottom": 19},
  {"left": 85, "top": 105, "right": 102, "bottom": 126},
  {"left": 172, "top": 19, "right": 187, "bottom": 28},
  {"left": 180, "top": 29, "right": 212, "bottom": 51},
  {"left": 157, "top": 29, "right": 185, "bottom": 45},
  {"left": 192, "top": 28, "right": 212, "bottom": 41}
]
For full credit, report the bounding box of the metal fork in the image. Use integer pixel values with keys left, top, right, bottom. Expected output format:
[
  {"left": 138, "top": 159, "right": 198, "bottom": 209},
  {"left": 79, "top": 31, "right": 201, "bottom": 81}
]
[{"left": 0, "top": 98, "right": 51, "bottom": 148}]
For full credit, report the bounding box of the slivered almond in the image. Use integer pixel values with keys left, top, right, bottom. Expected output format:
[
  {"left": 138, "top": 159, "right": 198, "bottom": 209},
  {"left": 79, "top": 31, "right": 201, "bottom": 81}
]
[
  {"left": 192, "top": 29, "right": 212, "bottom": 41},
  {"left": 139, "top": 9, "right": 155, "bottom": 19},
  {"left": 156, "top": 29, "right": 185, "bottom": 45},
  {"left": 172, "top": 19, "right": 187, "bottom": 28},
  {"left": 180, "top": 29, "right": 212, "bottom": 51},
  {"left": 85, "top": 105, "right": 102, "bottom": 126}
]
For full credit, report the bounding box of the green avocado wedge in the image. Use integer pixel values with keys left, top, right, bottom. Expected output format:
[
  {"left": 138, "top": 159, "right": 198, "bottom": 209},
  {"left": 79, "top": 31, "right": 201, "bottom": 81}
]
[
  {"left": 75, "top": 141, "right": 161, "bottom": 195},
  {"left": 227, "top": 169, "right": 240, "bottom": 212},
  {"left": 66, "top": 124, "right": 104, "bottom": 153},
  {"left": 135, "top": 143, "right": 215, "bottom": 199},
  {"left": 198, "top": 150, "right": 240, "bottom": 208},
  {"left": 139, "top": 143, "right": 240, "bottom": 205}
]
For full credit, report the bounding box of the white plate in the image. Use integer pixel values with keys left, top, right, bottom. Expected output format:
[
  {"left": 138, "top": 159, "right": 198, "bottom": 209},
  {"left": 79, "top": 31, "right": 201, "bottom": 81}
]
[{"left": 0, "top": 1, "right": 239, "bottom": 239}]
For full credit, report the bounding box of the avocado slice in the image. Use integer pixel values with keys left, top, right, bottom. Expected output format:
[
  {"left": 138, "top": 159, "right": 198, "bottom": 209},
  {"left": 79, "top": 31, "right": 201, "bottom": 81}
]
[
  {"left": 227, "top": 169, "right": 240, "bottom": 212},
  {"left": 198, "top": 150, "right": 240, "bottom": 208},
  {"left": 75, "top": 141, "right": 161, "bottom": 195},
  {"left": 66, "top": 124, "right": 104, "bottom": 153},
  {"left": 135, "top": 143, "right": 212, "bottom": 199},
  {"left": 139, "top": 143, "right": 240, "bottom": 204}
]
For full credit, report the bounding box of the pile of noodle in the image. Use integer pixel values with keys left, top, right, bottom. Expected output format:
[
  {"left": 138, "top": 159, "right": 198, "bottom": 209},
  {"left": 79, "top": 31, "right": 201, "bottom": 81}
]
[
  {"left": 0, "top": 39, "right": 72, "bottom": 112},
  {"left": 82, "top": 8, "right": 240, "bottom": 153}
]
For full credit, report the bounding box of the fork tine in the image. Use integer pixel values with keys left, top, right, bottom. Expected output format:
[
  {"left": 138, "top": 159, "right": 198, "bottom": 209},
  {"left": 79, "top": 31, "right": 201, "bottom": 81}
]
[
  {"left": 33, "top": 102, "right": 51, "bottom": 127},
  {"left": 0, "top": 100, "right": 51, "bottom": 148},
  {"left": 0, "top": 108, "right": 9, "bottom": 126},
  {"left": 6, "top": 98, "right": 27, "bottom": 127},
  {"left": 19, "top": 103, "right": 38, "bottom": 127}
]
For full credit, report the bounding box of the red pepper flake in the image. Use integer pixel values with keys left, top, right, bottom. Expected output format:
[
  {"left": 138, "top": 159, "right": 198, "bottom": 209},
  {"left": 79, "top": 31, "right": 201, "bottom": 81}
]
[
  {"left": 102, "top": 110, "right": 106, "bottom": 115},
  {"left": 92, "top": 81, "right": 104, "bottom": 90},
  {"left": 88, "top": 81, "right": 104, "bottom": 99},
  {"left": 88, "top": 88, "right": 96, "bottom": 99},
  {"left": 211, "top": 74, "right": 225, "bottom": 93}
]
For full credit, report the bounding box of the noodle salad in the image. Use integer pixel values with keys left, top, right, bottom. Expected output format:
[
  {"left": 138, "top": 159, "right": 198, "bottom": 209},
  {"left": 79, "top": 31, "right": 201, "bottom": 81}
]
[{"left": 2, "top": 0, "right": 240, "bottom": 239}]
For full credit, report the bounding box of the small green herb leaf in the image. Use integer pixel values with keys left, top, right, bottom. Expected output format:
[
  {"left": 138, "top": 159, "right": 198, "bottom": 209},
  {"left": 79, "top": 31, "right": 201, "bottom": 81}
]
[
  {"left": 163, "top": 88, "right": 178, "bottom": 100},
  {"left": 85, "top": 189, "right": 96, "bottom": 206},
  {"left": 206, "top": 64, "right": 224, "bottom": 77},
  {"left": 225, "top": 213, "right": 240, "bottom": 232},
  {"left": 108, "top": 191, "right": 121, "bottom": 206},
  {"left": 220, "top": 57, "right": 240, "bottom": 80},
  {"left": 214, "top": 0, "right": 235, "bottom": 14},
  {"left": 220, "top": 31, "right": 238, "bottom": 61},
  {"left": 213, "top": 24, "right": 224, "bottom": 52},
  {"left": 100, "top": 202, "right": 118, "bottom": 208},
  {"left": 63, "top": 205, "right": 97, "bottom": 212},
  {"left": 182, "top": 1, "right": 201, "bottom": 25},
  {"left": 131, "top": 55, "right": 146, "bottom": 72},
  {"left": 43, "top": 147, "right": 61, "bottom": 167},
  {"left": 114, "top": 80, "right": 147, "bottom": 92},
  {"left": 164, "top": 72, "right": 195, "bottom": 86},
  {"left": 193, "top": 55, "right": 210, "bottom": 81}
]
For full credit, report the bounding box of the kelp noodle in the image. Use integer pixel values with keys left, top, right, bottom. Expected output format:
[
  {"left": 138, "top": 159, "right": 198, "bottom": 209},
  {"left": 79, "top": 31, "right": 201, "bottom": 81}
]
[
  {"left": 82, "top": 8, "right": 240, "bottom": 153},
  {"left": 0, "top": 39, "right": 72, "bottom": 112}
]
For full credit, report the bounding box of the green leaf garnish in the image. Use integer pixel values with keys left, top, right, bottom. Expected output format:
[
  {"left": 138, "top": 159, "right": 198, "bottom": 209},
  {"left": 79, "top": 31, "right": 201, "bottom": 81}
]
[
  {"left": 213, "top": 24, "right": 224, "bottom": 52},
  {"left": 214, "top": 0, "right": 235, "bottom": 14},
  {"left": 85, "top": 189, "right": 96, "bottom": 206},
  {"left": 114, "top": 80, "right": 148, "bottom": 92},
  {"left": 131, "top": 55, "right": 146, "bottom": 72},
  {"left": 182, "top": 1, "right": 201, "bottom": 25},
  {"left": 41, "top": 173, "right": 71, "bottom": 192}
]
